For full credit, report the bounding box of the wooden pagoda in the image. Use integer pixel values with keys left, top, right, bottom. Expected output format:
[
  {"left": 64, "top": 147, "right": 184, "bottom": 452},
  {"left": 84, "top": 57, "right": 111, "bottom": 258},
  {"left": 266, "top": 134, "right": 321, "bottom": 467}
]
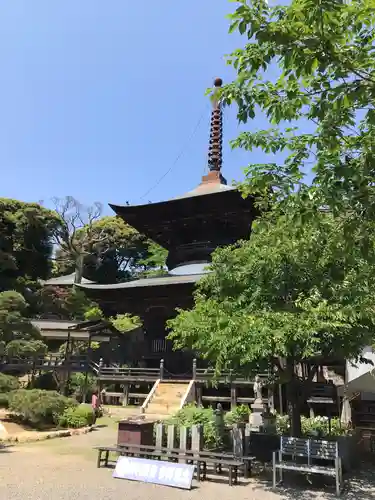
[{"left": 78, "top": 78, "right": 258, "bottom": 375}]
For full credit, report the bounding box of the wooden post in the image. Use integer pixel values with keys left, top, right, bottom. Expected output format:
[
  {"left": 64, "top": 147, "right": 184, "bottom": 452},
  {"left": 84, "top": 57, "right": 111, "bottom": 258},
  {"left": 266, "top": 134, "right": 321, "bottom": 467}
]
[
  {"left": 167, "top": 425, "right": 176, "bottom": 452},
  {"left": 63, "top": 330, "right": 72, "bottom": 396},
  {"left": 268, "top": 386, "right": 275, "bottom": 412},
  {"left": 278, "top": 383, "right": 284, "bottom": 416},
  {"left": 122, "top": 383, "right": 129, "bottom": 406},
  {"left": 179, "top": 426, "right": 188, "bottom": 463},
  {"left": 309, "top": 405, "right": 315, "bottom": 418},
  {"left": 244, "top": 423, "right": 251, "bottom": 457},
  {"left": 159, "top": 358, "right": 164, "bottom": 380},
  {"left": 231, "top": 424, "right": 244, "bottom": 457},
  {"left": 196, "top": 384, "right": 202, "bottom": 406},
  {"left": 83, "top": 333, "right": 92, "bottom": 403},
  {"left": 230, "top": 385, "right": 237, "bottom": 409},
  {"left": 191, "top": 424, "right": 202, "bottom": 451},
  {"left": 155, "top": 423, "right": 163, "bottom": 450},
  {"left": 192, "top": 358, "right": 197, "bottom": 380}
]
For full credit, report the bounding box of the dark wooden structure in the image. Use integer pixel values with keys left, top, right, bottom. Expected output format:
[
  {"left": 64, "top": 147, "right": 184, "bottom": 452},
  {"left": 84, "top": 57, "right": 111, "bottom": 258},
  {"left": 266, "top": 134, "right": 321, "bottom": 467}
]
[{"left": 78, "top": 79, "right": 258, "bottom": 376}]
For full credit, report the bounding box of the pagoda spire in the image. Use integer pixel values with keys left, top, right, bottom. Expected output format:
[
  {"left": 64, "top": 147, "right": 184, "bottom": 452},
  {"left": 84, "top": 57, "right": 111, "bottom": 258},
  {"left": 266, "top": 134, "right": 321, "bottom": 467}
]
[{"left": 207, "top": 77, "right": 223, "bottom": 172}]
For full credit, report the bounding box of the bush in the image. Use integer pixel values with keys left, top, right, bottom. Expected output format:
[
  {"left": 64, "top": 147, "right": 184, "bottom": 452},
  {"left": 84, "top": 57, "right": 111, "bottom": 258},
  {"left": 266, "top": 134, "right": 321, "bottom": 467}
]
[
  {"left": 0, "top": 373, "right": 19, "bottom": 393},
  {"left": 275, "top": 414, "right": 351, "bottom": 437},
  {"left": 0, "top": 393, "right": 9, "bottom": 408},
  {"left": 59, "top": 404, "right": 94, "bottom": 428},
  {"left": 8, "top": 389, "right": 78, "bottom": 427},
  {"left": 68, "top": 373, "right": 97, "bottom": 402},
  {"left": 166, "top": 404, "right": 222, "bottom": 449},
  {"left": 224, "top": 405, "right": 250, "bottom": 425}
]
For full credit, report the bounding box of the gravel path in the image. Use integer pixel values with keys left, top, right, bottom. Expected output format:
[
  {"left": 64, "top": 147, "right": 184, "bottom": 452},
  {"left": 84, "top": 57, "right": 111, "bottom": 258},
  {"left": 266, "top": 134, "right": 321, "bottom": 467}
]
[{"left": 0, "top": 425, "right": 374, "bottom": 500}]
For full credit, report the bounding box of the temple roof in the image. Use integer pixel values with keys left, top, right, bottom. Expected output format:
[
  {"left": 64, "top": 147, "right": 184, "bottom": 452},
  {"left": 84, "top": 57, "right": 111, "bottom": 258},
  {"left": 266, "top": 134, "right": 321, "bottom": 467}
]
[
  {"left": 42, "top": 273, "right": 95, "bottom": 286},
  {"left": 174, "top": 181, "right": 234, "bottom": 200},
  {"left": 78, "top": 272, "right": 205, "bottom": 291},
  {"left": 31, "top": 319, "right": 118, "bottom": 341}
]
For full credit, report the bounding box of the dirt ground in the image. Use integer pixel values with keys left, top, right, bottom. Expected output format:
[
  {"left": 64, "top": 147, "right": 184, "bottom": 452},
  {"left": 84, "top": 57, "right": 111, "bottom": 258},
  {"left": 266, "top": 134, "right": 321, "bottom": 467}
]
[{"left": 1, "top": 419, "right": 375, "bottom": 500}]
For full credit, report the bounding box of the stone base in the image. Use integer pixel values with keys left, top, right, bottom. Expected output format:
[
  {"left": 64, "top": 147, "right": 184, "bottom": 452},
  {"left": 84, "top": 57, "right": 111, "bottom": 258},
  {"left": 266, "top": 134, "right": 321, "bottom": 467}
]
[{"left": 250, "top": 402, "right": 264, "bottom": 431}]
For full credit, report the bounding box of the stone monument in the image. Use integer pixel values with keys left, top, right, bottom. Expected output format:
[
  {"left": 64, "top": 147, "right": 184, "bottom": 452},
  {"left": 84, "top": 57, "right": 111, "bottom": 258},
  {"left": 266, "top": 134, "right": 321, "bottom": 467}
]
[{"left": 250, "top": 375, "right": 264, "bottom": 431}]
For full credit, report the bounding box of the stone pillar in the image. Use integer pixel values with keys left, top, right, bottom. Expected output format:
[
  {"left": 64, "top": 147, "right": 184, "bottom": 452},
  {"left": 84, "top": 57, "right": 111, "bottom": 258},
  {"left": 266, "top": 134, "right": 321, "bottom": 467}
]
[{"left": 250, "top": 375, "right": 264, "bottom": 431}]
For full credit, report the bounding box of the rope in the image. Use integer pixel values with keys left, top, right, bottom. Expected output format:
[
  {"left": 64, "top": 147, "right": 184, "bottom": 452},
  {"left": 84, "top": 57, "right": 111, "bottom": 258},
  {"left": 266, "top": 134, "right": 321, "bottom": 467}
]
[{"left": 139, "top": 105, "right": 209, "bottom": 201}]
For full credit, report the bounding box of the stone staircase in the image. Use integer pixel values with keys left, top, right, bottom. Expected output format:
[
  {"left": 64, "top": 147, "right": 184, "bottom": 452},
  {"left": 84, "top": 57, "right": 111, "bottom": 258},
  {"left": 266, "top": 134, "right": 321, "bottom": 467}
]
[{"left": 143, "top": 381, "right": 189, "bottom": 418}]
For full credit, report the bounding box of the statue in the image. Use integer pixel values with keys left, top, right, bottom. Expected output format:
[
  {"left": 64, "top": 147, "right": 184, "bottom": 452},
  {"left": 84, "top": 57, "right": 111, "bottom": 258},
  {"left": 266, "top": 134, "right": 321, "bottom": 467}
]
[{"left": 253, "top": 375, "right": 262, "bottom": 401}]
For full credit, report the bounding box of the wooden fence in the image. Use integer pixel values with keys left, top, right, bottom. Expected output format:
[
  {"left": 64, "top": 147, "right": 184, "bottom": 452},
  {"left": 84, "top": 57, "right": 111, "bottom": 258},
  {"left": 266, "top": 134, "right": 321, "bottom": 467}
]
[{"left": 152, "top": 422, "right": 255, "bottom": 456}]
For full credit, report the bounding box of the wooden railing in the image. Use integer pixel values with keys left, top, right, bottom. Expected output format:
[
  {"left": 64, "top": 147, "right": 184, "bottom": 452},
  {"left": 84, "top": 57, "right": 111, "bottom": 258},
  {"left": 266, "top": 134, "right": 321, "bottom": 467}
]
[{"left": 0, "top": 354, "right": 89, "bottom": 371}]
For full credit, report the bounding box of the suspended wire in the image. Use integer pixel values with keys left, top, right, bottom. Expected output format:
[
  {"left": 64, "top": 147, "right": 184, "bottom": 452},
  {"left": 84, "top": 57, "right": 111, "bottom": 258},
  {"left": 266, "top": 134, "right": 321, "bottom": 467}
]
[{"left": 139, "top": 105, "right": 209, "bottom": 201}]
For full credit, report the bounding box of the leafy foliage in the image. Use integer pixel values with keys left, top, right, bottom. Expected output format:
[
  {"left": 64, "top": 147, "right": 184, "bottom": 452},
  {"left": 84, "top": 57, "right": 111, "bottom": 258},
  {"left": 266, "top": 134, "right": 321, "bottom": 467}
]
[
  {"left": 220, "top": 0, "right": 375, "bottom": 239},
  {"left": 138, "top": 241, "right": 168, "bottom": 277},
  {"left": 8, "top": 389, "right": 77, "bottom": 427},
  {"left": 0, "top": 291, "right": 46, "bottom": 358},
  {"left": 36, "top": 285, "right": 96, "bottom": 321},
  {"left": 224, "top": 405, "right": 250, "bottom": 425},
  {"left": 110, "top": 313, "right": 142, "bottom": 333},
  {"left": 53, "top": 210, "right": 151, "bottom": 284},
  {"left": 0, "top": 198, "right": 61, "bottom": 292},
  {"left": 59, "top": 404, "right": 94, "bottom": 428},
  {"left": 67, "top": 373, "right": 98, "bottom": 402},
  {"left": 0, "top": 373, "right": 19, "bottom": 393},
  {"left": 166, "top": 404, "right": 222, "bottom": 449},
  {"left": 276, "top": 414, "right": 351, "bottom": 438},
  {"left": 168, "top": 213, "right": 375, "bottom": 434},
  {"left": 0, "top": 393, "right": 9, "bottom": 408}
]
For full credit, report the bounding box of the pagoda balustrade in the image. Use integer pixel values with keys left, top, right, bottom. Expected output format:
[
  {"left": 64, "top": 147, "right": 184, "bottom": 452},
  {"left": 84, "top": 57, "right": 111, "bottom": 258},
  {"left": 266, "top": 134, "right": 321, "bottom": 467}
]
[{"left": 0, "top": 353, "right": 89, "bottom": 372}]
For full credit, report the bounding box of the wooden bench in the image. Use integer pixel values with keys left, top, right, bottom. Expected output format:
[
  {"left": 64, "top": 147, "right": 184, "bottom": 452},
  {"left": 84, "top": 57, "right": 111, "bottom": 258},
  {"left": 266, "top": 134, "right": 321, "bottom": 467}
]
[
  {"left": 272, "top": 437, "right": 343, "bottom": 496},
  {"left": 95, "top": 444, "right": 245, "bottom": 486},
  {"left": 116, "top": 443, "right": 252, "bottom": 480}
]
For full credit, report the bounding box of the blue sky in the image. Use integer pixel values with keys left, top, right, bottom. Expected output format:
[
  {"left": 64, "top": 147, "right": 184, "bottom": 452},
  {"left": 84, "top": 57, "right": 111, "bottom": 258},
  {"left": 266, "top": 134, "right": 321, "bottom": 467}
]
[{"left": 0, "top": 1, "right": 270, "bottom": 214}]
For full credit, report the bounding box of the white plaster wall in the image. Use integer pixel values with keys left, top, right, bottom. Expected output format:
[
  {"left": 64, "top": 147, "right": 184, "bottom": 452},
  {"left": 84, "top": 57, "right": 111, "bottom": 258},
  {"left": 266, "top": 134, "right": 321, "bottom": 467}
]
[{"left": 347, "top": 346, "right": 375, "bottom": 383}]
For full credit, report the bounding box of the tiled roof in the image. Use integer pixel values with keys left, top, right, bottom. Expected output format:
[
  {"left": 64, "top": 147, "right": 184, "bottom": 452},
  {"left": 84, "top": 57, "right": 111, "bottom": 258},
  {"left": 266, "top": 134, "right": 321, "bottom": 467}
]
[
  {"left": 42, "top": 273, "right": 95, "bottom": 286},
  {"left": 77, "top": 273, "right": 205, "bottom": 290}
]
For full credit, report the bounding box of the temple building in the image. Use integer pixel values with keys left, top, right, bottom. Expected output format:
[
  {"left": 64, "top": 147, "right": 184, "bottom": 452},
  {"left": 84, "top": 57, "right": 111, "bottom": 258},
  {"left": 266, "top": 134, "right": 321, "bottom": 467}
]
[{"left": 78, "top": 78, "right": 258, "bottom": 376}]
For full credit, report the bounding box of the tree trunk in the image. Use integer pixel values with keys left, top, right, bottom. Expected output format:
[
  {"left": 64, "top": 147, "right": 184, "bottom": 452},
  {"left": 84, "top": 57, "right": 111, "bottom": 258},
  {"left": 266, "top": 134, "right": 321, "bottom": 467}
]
[
  {"left": 74, "top": 254, "right": 84, "bottom": 284},
  {"left": 286, "top": 373, "right": 303, "bottom": 437}
]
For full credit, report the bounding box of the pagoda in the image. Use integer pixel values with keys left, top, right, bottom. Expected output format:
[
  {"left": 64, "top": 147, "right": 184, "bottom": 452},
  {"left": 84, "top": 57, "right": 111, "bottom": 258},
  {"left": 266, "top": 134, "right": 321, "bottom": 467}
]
[{"left": 79, "top": 78, "right": 258, "bottom": 374}]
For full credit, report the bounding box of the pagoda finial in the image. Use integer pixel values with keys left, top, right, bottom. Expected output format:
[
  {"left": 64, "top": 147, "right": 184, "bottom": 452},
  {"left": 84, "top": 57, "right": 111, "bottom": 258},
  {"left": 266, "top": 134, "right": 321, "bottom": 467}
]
[{"left": 208, "top": 78, "right": 223, "bottom": 172}]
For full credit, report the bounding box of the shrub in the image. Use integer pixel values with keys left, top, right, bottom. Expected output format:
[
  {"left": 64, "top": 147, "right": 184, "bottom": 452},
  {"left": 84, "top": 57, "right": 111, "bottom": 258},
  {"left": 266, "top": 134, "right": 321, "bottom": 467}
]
[
  {"left": 68, "top": 373, "right": 97, "bottom": 402},
  {"left": 0, "top": 393, "right": 9, "bottom": 408},
  {"left": 166, "top": 404, "right": 222, "bottom": 449},
  {"left": 8, "top": 389, "right": 78, "bottom": 427},
  {"left": 275, "top": 414, "right": 351, "bottom": 438},
  {"left": 0, "top": 373, "right": 19, "bottom": 393},
  {"left": 59, "top": 404, "right": 94, "bottom": 428},
  {"left": 224, "top": 405, "right": 250, "bottom": 425}
]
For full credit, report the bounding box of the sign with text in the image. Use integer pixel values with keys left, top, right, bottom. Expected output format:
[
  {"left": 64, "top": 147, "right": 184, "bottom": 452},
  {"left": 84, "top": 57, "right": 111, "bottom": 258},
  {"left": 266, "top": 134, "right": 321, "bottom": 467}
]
[{"left": 113, "top": 456, "right": 195, "bottom": 490}]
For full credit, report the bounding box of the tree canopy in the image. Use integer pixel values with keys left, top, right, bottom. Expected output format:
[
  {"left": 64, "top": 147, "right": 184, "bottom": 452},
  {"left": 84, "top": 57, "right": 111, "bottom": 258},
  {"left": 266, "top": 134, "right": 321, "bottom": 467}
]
[
  {"left": 169, "top": 0, "right": 375, "bottom": 434},
  {"left": 220, "top": 0, "right": 375, "bottom": 233},
  {"left": 0, "top": 199, "right": 61, "bottom": 292},
  {"left": 0, "top": 291, "right": 47, "bottom": 359},
  {"left": 168, "top": 213, "right": 375, "bottom": 433}
]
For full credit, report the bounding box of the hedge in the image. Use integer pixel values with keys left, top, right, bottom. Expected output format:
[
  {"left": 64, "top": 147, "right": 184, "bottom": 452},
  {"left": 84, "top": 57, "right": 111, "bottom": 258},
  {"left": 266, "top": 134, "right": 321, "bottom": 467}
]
[
  {"left": 0, "top": 373, "right": 19, "bottom": 393},
  {"left": 59, "top": 405, "right": 95, "bottom": 428},
  {"left": 8, "top": 389, "right": 78, "bottom": 427}
]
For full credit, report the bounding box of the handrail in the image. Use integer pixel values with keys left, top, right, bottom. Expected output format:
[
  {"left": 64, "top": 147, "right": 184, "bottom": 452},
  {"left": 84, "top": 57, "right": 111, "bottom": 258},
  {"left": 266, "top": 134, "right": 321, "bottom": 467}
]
[{"left": 141, "top": 379, "right": 160, "bottom": 413}]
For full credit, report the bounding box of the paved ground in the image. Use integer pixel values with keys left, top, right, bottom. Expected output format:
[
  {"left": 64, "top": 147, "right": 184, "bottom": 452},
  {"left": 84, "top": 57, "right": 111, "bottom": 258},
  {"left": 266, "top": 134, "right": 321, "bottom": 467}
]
[{"left": 1, "top": 421, "right": 375, "bottom": 500}]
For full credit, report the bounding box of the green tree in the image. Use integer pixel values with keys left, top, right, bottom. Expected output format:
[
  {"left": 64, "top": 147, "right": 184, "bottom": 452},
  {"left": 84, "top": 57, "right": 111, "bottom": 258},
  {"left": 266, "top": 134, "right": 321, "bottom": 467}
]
[
  {"left": 168, "top": 214, "right": 375, "bottom": 435},
  {"left": 0, "top": 291, "right": 47, "bottom": 361},
  {"left": 0, "top": 199, "right": 61, "bottom": 292},
  {"left": 110, "top": 313, "right": 142, "bottom": 333},
  {"left": 219, "top": 0, "right": 375, "bottom": 238},
  {"left": 138, "top": 241, "right": 168, "bottom": 277},
  {"left": 169, "top": 0, "right": 375, "bottom": 434},
  {"left": 53, "top": 211, "right": 150, "bottom": 283}
]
